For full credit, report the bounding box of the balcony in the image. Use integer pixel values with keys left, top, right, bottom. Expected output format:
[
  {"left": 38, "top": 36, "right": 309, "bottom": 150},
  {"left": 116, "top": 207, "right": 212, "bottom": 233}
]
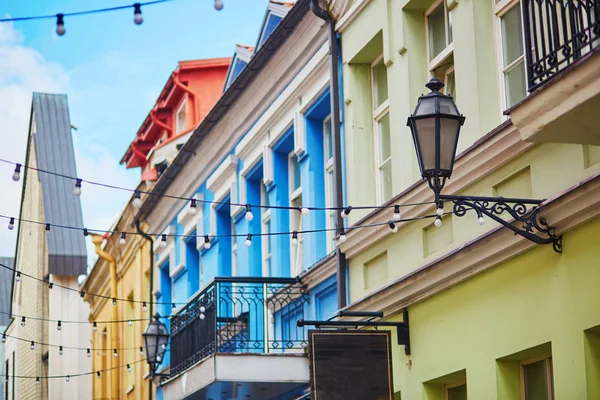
[
  {"left": 162, "top": 277, "right": 311, "bottom": 400},
  {"left": 508, "top": 0, "right": 600, "bottom": 145}
]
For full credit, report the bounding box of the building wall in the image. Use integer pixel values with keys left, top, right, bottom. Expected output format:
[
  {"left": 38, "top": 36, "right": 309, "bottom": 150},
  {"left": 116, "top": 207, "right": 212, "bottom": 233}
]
[{"left": 386, "top": 216, "right": 600, "bottom": 398}]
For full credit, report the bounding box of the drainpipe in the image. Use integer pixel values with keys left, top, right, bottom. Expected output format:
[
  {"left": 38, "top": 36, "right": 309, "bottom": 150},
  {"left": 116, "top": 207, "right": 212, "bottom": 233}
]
[
  {"left": 135, "top": 220, "right": 154, "bottom": 400},
  {"left": 173, "top": 70, "right": 198, "bottom": 127},
  {"left": 91, "top": 234, "right": 120, "bottom": 400},
  {"left": 310, "top": 0, "right": 347, "bottom": 309},
  {"left": 150, "top": 107, "right": 173, "bottom": 138}
]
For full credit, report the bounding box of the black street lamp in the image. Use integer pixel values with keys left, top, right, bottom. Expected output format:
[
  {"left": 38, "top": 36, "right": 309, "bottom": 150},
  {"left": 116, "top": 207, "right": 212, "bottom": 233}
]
[
  {"left": 143, "top": 314, "right": 169, "bottom": 377},
  {"left": 407, "top": 77, "right": 562, "bottom": 253}
]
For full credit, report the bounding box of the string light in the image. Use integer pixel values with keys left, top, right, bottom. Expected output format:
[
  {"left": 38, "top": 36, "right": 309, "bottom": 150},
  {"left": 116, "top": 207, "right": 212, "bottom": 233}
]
[
  {"left": 66, "top": 375, "right": 70, "bottom": 383},
  {"left": 388, "top": 221, "right": 398, "bottom": 233},
  {"left": 132, "top": 190, "right": 142, "bottom": 208},
  {"left": 338, "top": 229, "right": 347, "bottom": 243},
  {"left": 340, "top": 206, "right": 352, "bottom": 218},
  {"left": 113, "top": 349, "right": 118, "bottom": 358},
  {"left": 49, "top": 282, "right": 54, "bottom": 289},
  {"left": 139, "top": 347, "right": 144, "bottom": 356},
  {"left": 87, "top": 349, "right": 91, "bottom": 358},
  {"left": 393, "top": 205, "right": 401, "bottom": 222},
  {"left": 128, "top": 320, "right": 133, "bottom": 326},
  {"left": 21, "top": 316, "right": 26, "bottom": 327},
  {"left": 45, "top": 223, "right": 51, "bottom": 231},
  {"left": 112, "top": 298, "right": 117, "bottom": 306},
  {"left": 93, "top": 322, "right": 97, "bottom": 332},
  {"left": 57, "top": 321, "right": 62, "bottom": 331},
  {"left": 244, "top": 204, "right": 254, "bottom": 221},
  {"left": 82, "top": 228, "right": 88, "bottom": 237},
  {"left": 127, "top": 364, "right": 132, "bottom": 373},
  {"left": 478, "top": 214, "right": 486, "bottom": 225},
  {"left": 189, "top": 199, "right": 198, "bottom": 215},
  {"left": 30, "top": 341, "right": 35, "bottom": 351},
  {"left": 2, "top": 333, "right": 6, "bottom": 343},
  {"left": 12, "top": 164, "right": 21, "bottom": 181},
  {"left": 56, "top": 14, "right": 66, "bottom": 36},
  {"left": 436, "top": 206, "right": 444, "bottom": 216},
  {"left": 300, "top": 207, "right": 310, "bottom": 216},
  {"left": 245, "top": 233, "right": 252, "bottom": 247},
  {"left": 159, "top": 234, "right": 167, "bottom": 248},
  {"left": 119, "top": 232, "right": 127, "bottom": 245},
  {"left": 97, "top": 371, "right": 101, "bottom": 379},
  {"left": 36, "top": 377, "right": 40, "bottom": 384},
  {"left": 8, "top": 217, "right": 14, "bottom": 230},
  {"left": 59, "top": 346, "right": 64, "bottom": 356},
  {"left": 133, "top": 3, "right": 143, "bottom": 24},
  {"left": 434, "top": 216, "right": 442, "bottom": 228},
  {"left": 171, "top": 303, "right": 176, "bottom": 310},
  {"left": 80, "top": 291, "right": 85, "bottom": 298},
  {"left": 214, "top": 0, "right": 224, "bottom": 10},
  {"left": 142, "top": 302, "right": 148, "bottom": 313},
  {"left": 15, "top": 271, "right": 21, "bottom": 282},
  {"left": 73, "top": 179, "right": 82, "bottom": 196},
  {"left": 291, "top": 231, "right": 298, "bottom": 246},
  {"left": 203, "top": 235, "right": 211, "bottom": 249}
]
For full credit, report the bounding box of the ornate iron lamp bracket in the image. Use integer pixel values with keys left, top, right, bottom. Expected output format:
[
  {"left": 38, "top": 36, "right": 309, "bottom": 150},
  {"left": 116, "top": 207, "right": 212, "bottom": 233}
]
[{"left": 439, "top": 194, "right": 562, "bottom": 253}]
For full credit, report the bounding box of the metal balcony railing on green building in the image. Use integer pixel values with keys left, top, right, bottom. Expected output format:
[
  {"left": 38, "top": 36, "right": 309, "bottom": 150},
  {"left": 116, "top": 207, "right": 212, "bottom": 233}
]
[
  {"left": 523, "top": 0, "right": 600, "bottom": 91},
  {"left": 169, "top": 277, "right": 310, "bottom": 377}
]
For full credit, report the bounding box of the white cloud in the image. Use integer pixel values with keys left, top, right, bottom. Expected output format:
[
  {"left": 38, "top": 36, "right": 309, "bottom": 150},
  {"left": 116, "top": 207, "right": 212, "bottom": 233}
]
[{"left": 0, "top": 22, "right": 138, "bottom": 269}]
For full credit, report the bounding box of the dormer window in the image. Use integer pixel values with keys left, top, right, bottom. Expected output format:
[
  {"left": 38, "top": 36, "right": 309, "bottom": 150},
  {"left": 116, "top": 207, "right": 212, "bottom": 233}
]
[{"left": 176, "top": 99, "right": 187, "bottom": 135}]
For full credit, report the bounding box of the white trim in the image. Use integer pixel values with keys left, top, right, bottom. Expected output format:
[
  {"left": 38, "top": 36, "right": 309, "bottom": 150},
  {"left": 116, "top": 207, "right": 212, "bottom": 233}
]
[
  {"left": 175, "top": 97, "right": 188, "bottom": 135},
  {"left": 263, "top": 144, "right": 274, "bottom": 186},
  {"left": 206, "top": 154, "right": 239, "bottom": 194},
  {"left": 293, "top": 111, "right": 306, "bottom": 157}
]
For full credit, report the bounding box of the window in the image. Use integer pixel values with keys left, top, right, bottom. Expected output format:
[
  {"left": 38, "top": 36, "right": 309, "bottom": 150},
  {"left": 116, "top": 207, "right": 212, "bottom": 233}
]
[
  {"left": 521, "top": 356, "right": 554, "bottom": 400},
  {"left": 426, "top": 0, "right": 456, "bottom": 100},
  {"left": 289, "top": 152, "right": 304, "bottom": 275},
  {"left": 323, "top": 116, "right": 336, "bottom": 252},
  {"left": 446, "top": 382, "right": 467, "bottom": 400},
  {"left": 176, "top": 99, "right": 187, "bottom": 134},
  {"left": 371, "top": 56, "right": 392, "bottom": 204},
  {"left": 289, "top": 153, "right": 301, "bottom": 196},
  {"left": 231, "top": 219, "right": 237, "bottom": 277},
  {"left": 495, "top": 0, "right": 526, "bottom": 109},
  {"left": 261, "top": 185, "right": 271, "bottom": 276}
]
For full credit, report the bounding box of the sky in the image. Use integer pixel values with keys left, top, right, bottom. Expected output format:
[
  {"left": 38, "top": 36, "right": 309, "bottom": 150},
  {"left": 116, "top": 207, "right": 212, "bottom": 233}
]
[{"left": 0, "top": 0, "right": 268, "bottom": 265}]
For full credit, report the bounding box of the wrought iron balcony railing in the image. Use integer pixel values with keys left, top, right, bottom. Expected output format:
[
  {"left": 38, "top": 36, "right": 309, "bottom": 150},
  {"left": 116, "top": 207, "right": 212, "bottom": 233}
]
[
  {"left": 523, "top": 0, "right": 600, "bottom": 91},
  {"left": 169, "top": 277, "right": 310, "bottom": 377}
]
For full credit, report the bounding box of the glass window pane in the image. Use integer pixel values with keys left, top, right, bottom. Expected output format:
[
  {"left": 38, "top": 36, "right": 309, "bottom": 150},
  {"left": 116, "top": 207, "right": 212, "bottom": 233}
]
[
  {"left": 504, "top": 60, "right": 526, "bottom": 108},
  {"left": 447, "top": 9, "right": 453, "bottom": 44},
  {"left": 380, "top": 162, "right": 393, "bottom": 202},
  {"left": 291, "top": 155, "right": 301, "bottom": 192},
  {"left": 501, "top": 5, "right": 524, "bottom": 67},
  {"left": 447, "top": 384, "right": 467, "bottom": 400},
  {"left": 523, "top": 360, "right": 548, "bottom": 400},
  {"left": 379, "top": 113, "right": 391, "bottom": 162},
  {"left": 372, "top": 59, "right": 388, "bottom": 108},
  {"left": 428, "top": 4, "right": 447, "bottom": 60},
  {"left": 324, "top": 118, "right": 333, "bottom": 161},
  {"left": 445, "top": 70, "right": 456, "bottom": 101}
]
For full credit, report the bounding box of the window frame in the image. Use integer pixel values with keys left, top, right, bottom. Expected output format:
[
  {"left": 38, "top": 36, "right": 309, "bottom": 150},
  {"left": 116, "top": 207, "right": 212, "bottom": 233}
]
[
  {"left": 323, "top": 115, "right": 336, "bottom": 252},
  {"left": 175, "top": 97, "right": 188, "bottom": 135},
  {"left": 289, "top": 152, "right": 304, "bottom": 276},
  {"left": 231, "top": 218, "right": 237, "bottom": 277},
  {"left": 520, "top": 354, "right": 554, "bottom": 400},
  {"left": 425, "top": 0, "right": 454, "bottom": 66},
  {"left": 288, "top": 152, "right": 302, "bottom": 200},
  {"left": 261, "top": 185, "right": 271, "bottom": 277},
  {"left": 370, "top": 54, "right": 392, "bottom": 205},
  {"left": 493, "top": 0, "right": 527, "bottom": 113},
  {"left": 445, "top": 380, "right": 467, "bottom": 400}
]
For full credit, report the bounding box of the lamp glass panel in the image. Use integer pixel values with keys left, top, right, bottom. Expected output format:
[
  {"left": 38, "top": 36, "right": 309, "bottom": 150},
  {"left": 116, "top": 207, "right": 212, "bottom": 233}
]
[
  {"left": 438, "top": 97, "right": 459, "bottom": 116},
  {"left": 414, "top": 118, "right": 436, "bottom": 172},
  {"left": 144, "top": 332, "right": 157, "bottom": 361},
  {"left": 439, "top": 118, "right": 460, "bottom": 171},
  {"left": 415, "top": 97, "right": 436, "bottom": 116}
]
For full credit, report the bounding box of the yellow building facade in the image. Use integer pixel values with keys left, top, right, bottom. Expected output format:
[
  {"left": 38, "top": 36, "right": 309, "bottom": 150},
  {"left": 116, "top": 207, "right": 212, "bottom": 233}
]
[
  {"left": 82, "top": 192, "right": 152, "bottom": 400},
  {"left": 332, "top": 0, "right": 600, "bottom": 398}
]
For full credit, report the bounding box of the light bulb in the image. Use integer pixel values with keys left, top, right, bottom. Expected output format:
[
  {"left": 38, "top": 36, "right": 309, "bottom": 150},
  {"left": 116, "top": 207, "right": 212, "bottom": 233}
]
[
  {"left": 203, "top": 235, "right": 211, "bottom": 250},
  {"left": 156, "top": 355, "right": 162, "bottom": 362},
  {"left": 87, "top": 349, "right": 91, "bottom": 358},
  {"left": 139, "top": 347, "right": 144, "bottom": 356},
  {"left": 172, "top": 303, "right": 176, "bottom": 310},
  {"left": 36, "top": 377, "right": 40, "bottom": 384},
  {"left": 97, "top": 371, "right": 101, "bottom": 379},
  {"left": 12, "top": 164, "right": 21, "bottom": 181},
  {"left": 128, "top": 320, "right": 133, "bottom": 326},
  {"left": 92, "top": 322, "right": 97, "bottom": 332},
  {"left": 478, "top": 216, "right": 486, "bottom": 225},
  {"left": 57, "top": 321, "right": 62, "bottom": 331},
  {"left": 200, "top": 306, "right": 206, "bottom": 312},
  {"left": 189, "top": 199, "right": 197, "bottom": 215},
  {"left": 244, "top": 205, "right": 253, "bottom": 221},
  {"left": 66, "top": 375, "right": 70, "bottom": 383},
  {"left": 132, "top": 190, "right": 142, "bottom": 208},
  {"left": 393, "top": 205, "right": 401, "bottom": 222},
  {"left": 15, "top": 272, "right": 21, "bottom": 283},
  {"left": 161, "top": 343, "right": 167, "bottom": 350},
  {"left": 8, "top": 217, "right": 15, "bottom": 230},
  {"left": 113, "top": 349, "right": 118, "bottom": 357},
  {"left": 112, "top": 298, "right": 117, "bottom": 307},
  {"left": 291, "top": 231, "right": 298, "bottom": 246},
  {"left": 301, "top": 207, "right": 310, "bottom": 216},
  {"left": 56, "top": 14, "right": 66, "bottom": 36},
  {"left": 159, "top": 234, "right": 167, "bottom": 248},
  {"left": 340, "top": 206, "right": 352, "bottom": 219},
  {"left": 434, "top": 217, "right": 442, "bottom": 228},
  {"left": 388, "top": 221, "right": 398, "bottom": 233},
  {"left": 133, "top": 3, "right": 143, "bottom": 25},
  {"left": 73, "top": 179, "right": 82, "bottom": 196},
  {"left": 339, "top": 234, "right": 347, "bottom": 243},
  {"left": 59, "top": 346, "right": 63, "bottom": 355},
  {"left": 436, "top": 207, "right": 444, "bottom": 216},
  {"left": 127, "top": 364, "right": 132, "bottom": 373},
  {"left": 2, "top": 334, "right": 6, "bottom": 343},
  {"left": 21, "top": 316, "right": 26, "bottom": 327},
  {"left": 119, "top": 233, "right": 126, "bottom": 246},
  {"left": 214, "top": 0, "right": 224, "bottom": 10},
  {"left": 142, "top": 302, "right": 148, "bottom": 313},
  {"left": 244, "top": 234, "right": 252, "bottom": 247},
  {"left": 30, "top": 341, "right": 35, "bottom": 351}
]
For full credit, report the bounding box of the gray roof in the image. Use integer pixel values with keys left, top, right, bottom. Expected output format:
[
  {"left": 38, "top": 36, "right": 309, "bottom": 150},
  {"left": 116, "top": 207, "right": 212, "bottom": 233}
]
[
  {"left": 0, "top": 257, "right": 13, "bottom": 325},
  {"left": 31, "top": 93, "right": 87, "bottom": 276}
]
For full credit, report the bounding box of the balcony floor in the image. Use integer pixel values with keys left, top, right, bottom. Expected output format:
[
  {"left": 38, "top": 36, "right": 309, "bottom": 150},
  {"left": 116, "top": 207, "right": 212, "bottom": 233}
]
[{"left": 161, "top": 353, "right": 309, "bottom": 400}]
